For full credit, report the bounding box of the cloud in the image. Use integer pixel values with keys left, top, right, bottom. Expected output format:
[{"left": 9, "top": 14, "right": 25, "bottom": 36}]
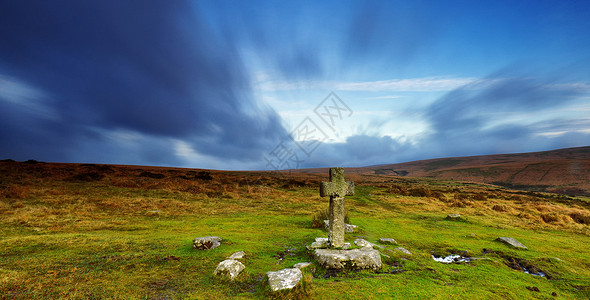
[
  {"left": 0, "top": 0, "right": 288, "bottom": 165},
  {"left": 419, "top": 68, "right": 590, "bottom": 157},
  {"left": 256, "top": 77, "right": 481, "bottom": 92}
]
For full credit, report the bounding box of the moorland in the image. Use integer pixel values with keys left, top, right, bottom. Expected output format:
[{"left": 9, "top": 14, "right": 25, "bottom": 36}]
[{"left": 0, "top": 156, "right": 589, "bottom": 299}]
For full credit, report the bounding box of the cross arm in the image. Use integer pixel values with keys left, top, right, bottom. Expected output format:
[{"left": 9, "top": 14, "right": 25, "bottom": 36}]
[{"left": 320, "top": 181, "right": 354, "bottom": 197}]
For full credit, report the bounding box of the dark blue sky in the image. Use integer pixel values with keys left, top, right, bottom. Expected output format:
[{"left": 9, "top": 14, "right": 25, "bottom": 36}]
[{"left": 1, "top": 1, "right": 589, "bottom": 170}]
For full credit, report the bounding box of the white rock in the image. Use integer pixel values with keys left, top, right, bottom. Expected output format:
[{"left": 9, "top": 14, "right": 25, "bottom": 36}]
[
  {"left": 496, "top": 237, "right": 527, "bottom": 249},
  {"left": 394, "top": 247, "right": 412, "bottom": 255},
  {"left": 314, "top": 248, "right": 382, "bottom": 270},
  {"left": 307, "top": 237, "right": 329, "bottom": 250},
  {"left": 379, "top": 238, "right": 397, "bottom": 245},
  {"left": 266, "top": 268, "right": 303, "bottom": 292},
  {"left": 213, "top": 259, "right": 244, "bottom": 280},
  {"left": 293, "top": 262, "right": 313, "bottom": 269},
  {"left": 193, "top": 236, "right": 222, "bottom": 250},
  {"left": 345, "top": 224, "right": 358, "bottom": 232},
  {"left": 354, "top": 238, "right": 384, "bottom": 249},
  {"left": 227, "top": 251, "right": 245, "bottom": 260}
]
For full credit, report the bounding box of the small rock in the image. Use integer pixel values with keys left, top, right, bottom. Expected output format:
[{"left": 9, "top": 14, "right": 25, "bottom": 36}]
[
  {"left": 213, "top": 259, "right": 244, "bottom": 280},
  {"left": 446, "top": 214, "right": 462, "bottom": 220},
  {"left": 354, "top": 238, "right": 373, "bottom": 248},
  {"left": 354, "top": 238, "right": 384, "bottom": 249},
  {"left": 227, "top": 251, "right": 245, "bottom": 260},
  {"left": 314, "top": 248, "right": 382, "bottom": 270},
  {"left": 379, "top": 238, "right": 397, "bottom": 245},
  {"left": 342, "top": 242, "right": 351, "bottom": 250},
  {"left": 193, "top": 236, "right": 222, "bottom": 250},
  {"left": 496, "top": 237, "right": 527, "bottom": 249},
  {"left": 394, "top": 247, "right": 412, "bottom": 255},
  {"left": 293, "top": 262, "right": 313, "bottom": 269},
  {"left": 307, "top": 237, "right": 329, "bottom": 250},
  {"left": 266, "top": 268, "right": 302, "bottom": 292}
]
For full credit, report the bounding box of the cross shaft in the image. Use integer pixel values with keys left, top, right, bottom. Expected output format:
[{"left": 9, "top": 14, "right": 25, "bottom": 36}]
[{"left": 320, "top": 167, "right": 354, "bottom": 248}]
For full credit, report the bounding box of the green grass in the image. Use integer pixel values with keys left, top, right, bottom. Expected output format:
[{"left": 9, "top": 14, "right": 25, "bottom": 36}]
[{"left": 1, "top": 162, "right": 589, "bottom": 299}]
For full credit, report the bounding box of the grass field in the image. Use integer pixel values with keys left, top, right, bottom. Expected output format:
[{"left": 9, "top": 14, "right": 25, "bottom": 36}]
[{"left": 1, "top": 161, "right": 589, "bottom": 299}]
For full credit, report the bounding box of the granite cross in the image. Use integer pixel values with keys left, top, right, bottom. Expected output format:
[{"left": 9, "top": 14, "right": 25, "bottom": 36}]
[{"left": 320, "top": 167, "right": 354, "bottom": 248}]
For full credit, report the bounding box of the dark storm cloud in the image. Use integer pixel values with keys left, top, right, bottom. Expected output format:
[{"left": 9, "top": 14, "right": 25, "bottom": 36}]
[{"left": 0, "top": 0, "right": 287, "bottom": 164}]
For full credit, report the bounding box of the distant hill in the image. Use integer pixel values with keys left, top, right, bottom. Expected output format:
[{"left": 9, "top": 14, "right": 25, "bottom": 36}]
[{"left": 300, "top": 146, "right": 590, "bottom": 196}]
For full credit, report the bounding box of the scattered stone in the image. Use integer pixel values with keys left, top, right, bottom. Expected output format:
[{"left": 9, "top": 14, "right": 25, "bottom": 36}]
[
  {"left": 193, "top": 236, "right": 222, "bottom": 250},
  {"left": 307, "top": 237, "right": 329, "bottom": 250},
  {"left": 345, "top": 224, "right": 358, "bottom": 232},
  {"left": 314, "top": 248, "right": 382, "bottom": 270},
  {"left": 342, "top": 242, "right": 351, "bottom": 250},
  {"left": 354, "top": 238, "right": 373, "bottom": 248},
  {"left": 496, "top": 237, "right": 528, "bottom": 249},
  {"left": 379, "top": 238, "right": 397, "bottom": 245},
  {"left": 266, "top": 268, "right": 303, "bottom": 292},
  {"left": 320, "top": 168, "right": 354, "bottom": 248},
  {"left": 446, "top": 214, "right": 462, "bottom": 220},
  {"left": 354, "top": 238, "right": 384, "bottom": 249},
  {"left": 213, "top": 259, "right": 244, "bottom": 281},
  {"left": 394, "top": 247, "right": 412, "bottom": 255},
  {"left": 293, "top": 262, "right": 313, "bottom": 269},
  {"left": 227, "top": 251, "right": 245, "bottom": 260}
]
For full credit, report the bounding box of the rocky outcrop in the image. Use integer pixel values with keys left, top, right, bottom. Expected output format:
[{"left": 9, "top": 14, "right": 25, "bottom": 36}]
[
  {"left": 314, "top": 248, "right": 382, "bottom": 270},
  {"left": 266, "top": 268, "right": 303, "bottom": 292},
  {"left": 193, "top": 236, "right": 222, "bottom": 250}
]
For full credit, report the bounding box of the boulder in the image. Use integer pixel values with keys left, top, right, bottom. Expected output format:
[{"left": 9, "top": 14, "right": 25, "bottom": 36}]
[
  {"left": 227, "top": 251, "right": 245, "bottom": 260},
  {"left": 379, "top": 238, "right": 397, "bottom": 245},
  {"left": 266, "top": 268, "right": 303, "bottom": 292},
  {"left": 496, "top": 237, "right": 527, "bottom": 249},
  {"left": 314, "top": 248, "right": 382, "bottom": 270},
  {"left": 394, "top": 247, "right": 412, "bottom": 255},
  {"left": 213, "top": 259, "right": 244, "bottom": 280},
  {"left": 193, "top": 236, "right": 221, "bottom": 250}
]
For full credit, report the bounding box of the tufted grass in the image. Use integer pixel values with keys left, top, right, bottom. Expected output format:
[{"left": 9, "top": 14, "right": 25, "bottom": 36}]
[{"left": 0, "top": 161, "right": 589, "bottom": 299}]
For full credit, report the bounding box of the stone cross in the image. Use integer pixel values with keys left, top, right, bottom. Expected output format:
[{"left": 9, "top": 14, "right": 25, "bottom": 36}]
[{"left": 320, "top": 167, "right": 354, "bottom": 248}]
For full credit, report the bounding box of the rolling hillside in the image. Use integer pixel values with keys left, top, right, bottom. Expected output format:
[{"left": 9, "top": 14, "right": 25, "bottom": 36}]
[{"left": 356, "top": 146, "right": 590, "bottom": 196}]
